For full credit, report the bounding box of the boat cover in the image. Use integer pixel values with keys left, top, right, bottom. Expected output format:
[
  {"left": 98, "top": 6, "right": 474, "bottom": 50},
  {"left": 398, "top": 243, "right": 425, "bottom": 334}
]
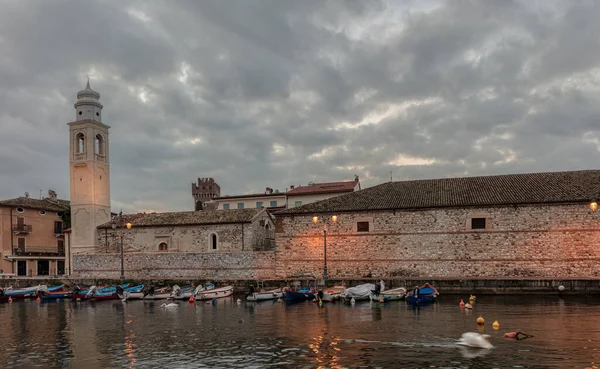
[{"left": 342, "top": 283, "right": 376, "bottom": 299}]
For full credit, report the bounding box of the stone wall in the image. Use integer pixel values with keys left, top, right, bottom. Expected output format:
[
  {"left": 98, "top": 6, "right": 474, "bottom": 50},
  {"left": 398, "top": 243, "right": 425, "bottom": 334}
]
[
  {"left": 275, "top": 203, "right": 600, "bottom": 279},
  {"left": 73, "top": 251, "right": 276, "bottom": 280}
]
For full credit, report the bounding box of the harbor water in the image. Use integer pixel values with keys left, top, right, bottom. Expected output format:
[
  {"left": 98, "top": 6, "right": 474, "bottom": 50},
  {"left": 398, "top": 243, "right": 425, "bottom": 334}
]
[{"left": 0, "top": 294, "right": 599, "bottom": 368}]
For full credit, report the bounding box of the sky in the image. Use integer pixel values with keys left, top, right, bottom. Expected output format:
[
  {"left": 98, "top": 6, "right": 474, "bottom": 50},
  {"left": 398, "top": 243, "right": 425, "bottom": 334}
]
[{"left": 1, "top": 0, "right": 600, "bottom": 213}]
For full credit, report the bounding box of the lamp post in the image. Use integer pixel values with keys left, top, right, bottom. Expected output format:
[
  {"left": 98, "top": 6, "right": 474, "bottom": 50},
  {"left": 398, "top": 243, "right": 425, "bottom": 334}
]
[
  {"left": 590, "top": 199, "right": 598, "bottom": 212},
  {"left": 111, "top": 211, "right": 132, "bottom": 281},
  {"left": 313, "top": 214, "right": 338, "bottom": 286}
]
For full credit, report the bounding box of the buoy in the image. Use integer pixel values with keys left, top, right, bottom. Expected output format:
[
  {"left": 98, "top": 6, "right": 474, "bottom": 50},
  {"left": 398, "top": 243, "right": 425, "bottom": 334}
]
[
  {"left": 206, "top": 301, "right": 210, "bottom": 305},
  {"left": 236, "top": 298, "right": 241, "bottom": 304},
  {"left": 459, "top": 299, "right": 465, "bottom": 307},
  {"left": 36, "top": 296, "right": 41, "bottom": 302},
  {"left": 350, "top": 297, "right": 356, "bottom": 305},
  {"left": 379, "top": 299, "right": 384, "bottom": 303},
  {"left": 8, "top": 297, "right": 12, "bottom": 303},
  {"left": 464, "top": 303, "right": 473, "bottom": 309},
  {"left": 558, "top": 285, "right": 565, "bottom": 292},
  {"left": 469, "top": 294, "right": 476, "bottom": 303},
  {"left": 189, "top": 295, "right": 194, "bottom": 303},
  {"left": 477, "top": 316, "right": 485, "bottom": 325},
  {"left": 492, "top": 320, "right": 499, "bottom": 329}
]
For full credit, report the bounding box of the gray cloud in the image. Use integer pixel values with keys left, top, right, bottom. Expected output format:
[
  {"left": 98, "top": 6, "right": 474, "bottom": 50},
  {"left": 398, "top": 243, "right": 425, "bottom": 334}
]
[{"left": 1, "top": 0, "right": 599, "bottom": 213}]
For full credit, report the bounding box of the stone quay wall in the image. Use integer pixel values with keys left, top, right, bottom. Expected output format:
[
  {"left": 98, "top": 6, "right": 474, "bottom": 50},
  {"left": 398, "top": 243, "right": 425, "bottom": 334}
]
[
  {"left": 73, "top": 251, "right": 276, "bottom": 280},
  {"left": 275, "top": 203, "right": 600, "bottom": 279}
]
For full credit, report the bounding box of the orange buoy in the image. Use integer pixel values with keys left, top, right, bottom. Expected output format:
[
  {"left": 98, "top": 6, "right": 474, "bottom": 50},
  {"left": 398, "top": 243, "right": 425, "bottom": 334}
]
[
  {"left": 459, "top": 299, "right": 465, "bottom": 307},
  {"left": 492, "top": 321, "right": 499, "bottom": 329},
  {"left": 476, "top": 316, "right": 485, "bottom": 325},
  {"left": 36, "top": 296, "right": 41, "bottom": 302},
  {"left": 189, "top": 295, "right": 195, "bottom": 303},
  {"left": 8, "top": 297, "right": 12, "bottom": 303}
]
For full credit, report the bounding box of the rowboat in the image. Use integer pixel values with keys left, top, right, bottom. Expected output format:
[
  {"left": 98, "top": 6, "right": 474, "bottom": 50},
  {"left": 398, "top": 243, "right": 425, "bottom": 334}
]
[
  {"left": 4, "top": 285, "right": 51, "bottom": 299},
  {"left": 284, "top": 287, "right": 316, "bottom": 302},
  {"left": 370, "top": 287, "right": 407, "bottom": 302},
  {"left": 71, "top": 285, "right": 121, "bottom": 301},
  {"left": 316, "top": 285, "right": 346, "bottom": 302},
  {"left": 406, "top": 283, "right": 439, "bottom": 305},
  {"left": 142, "top": 286, "right": 172, "bottom": 300},
  {"left": 341, "top": 283, "right": 377, "bottom": 301},
  {"left": 194, "top": 285, "right": 233, "bottom": 300},
  {"left": 246, "top": 287, "right": 284, "bottom": 301}
]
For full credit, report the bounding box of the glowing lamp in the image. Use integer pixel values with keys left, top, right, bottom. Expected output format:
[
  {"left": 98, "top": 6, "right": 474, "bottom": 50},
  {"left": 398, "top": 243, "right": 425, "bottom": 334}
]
[
  {"left": 312, "top": 216, "right": 318, "bottom": 224},
  {"left": 590, "top": 201, "right": 598, "bottom": 212},
  {"left": 126, "top": 222, "right": 132, "bottom": 230},
  {"left": 332, "top": 215, "right": 338, "bottom": 223}
]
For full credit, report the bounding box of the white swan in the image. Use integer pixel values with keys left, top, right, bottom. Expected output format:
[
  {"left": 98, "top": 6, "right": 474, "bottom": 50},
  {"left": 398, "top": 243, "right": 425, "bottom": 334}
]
[
  {"left": 160, "top": 302, "right": 179, "bottom": 308},
  {"left": 457, "top": 332, "right": 493, "bottom": 349}
]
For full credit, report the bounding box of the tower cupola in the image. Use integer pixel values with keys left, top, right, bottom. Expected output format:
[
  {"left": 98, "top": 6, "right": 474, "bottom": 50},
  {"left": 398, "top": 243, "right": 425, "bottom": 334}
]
[{"left": 74, "top": 79, "right": 103, "bottom": 122}]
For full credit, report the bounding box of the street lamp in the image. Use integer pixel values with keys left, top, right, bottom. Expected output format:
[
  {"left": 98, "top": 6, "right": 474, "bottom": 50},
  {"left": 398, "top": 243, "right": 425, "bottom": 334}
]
[
  {"left": 590, "top": 199, "right": 598, "bottom": 212},
  {"left": 312, "top": 214, "right": 338, "bottom": 286},
  {"left": 111, "top": 211, "right": 131, "bottom": 281}
]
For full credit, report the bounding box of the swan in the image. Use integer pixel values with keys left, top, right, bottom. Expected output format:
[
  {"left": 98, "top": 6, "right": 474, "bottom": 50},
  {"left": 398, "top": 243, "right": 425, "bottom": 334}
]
[
  {"left": 457, "top": 332, "right": 493, "bottom": 349},
  {"left": 160, "top": 302, "right": 179, "bottom": 308}
]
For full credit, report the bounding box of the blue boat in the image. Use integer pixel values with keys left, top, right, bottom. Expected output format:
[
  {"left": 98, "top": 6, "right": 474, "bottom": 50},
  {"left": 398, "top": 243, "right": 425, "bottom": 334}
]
[
  {"left": 406, "top": 283, "right": 439, "bottom": 305},
  {"left": 284, "top": 288, "right": 316, "bottom": 302}
]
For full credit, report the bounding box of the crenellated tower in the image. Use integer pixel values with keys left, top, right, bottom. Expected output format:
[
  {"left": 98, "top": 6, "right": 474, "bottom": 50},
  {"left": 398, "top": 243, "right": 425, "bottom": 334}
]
[
  {"left": 68, "top": 80, "right": 111, "bottom": 253},
  {"left": 192, "top": 178, "right": 220, "bottom": 210}
]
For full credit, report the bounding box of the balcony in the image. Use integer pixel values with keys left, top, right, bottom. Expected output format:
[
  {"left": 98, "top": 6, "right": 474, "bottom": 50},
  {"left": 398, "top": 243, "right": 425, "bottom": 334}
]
[
  {"left": 12, "top": 224, "right": 32, "bottom": 234},
  {"left": 73, "top": 152, "right": 86, "bottom": 161},
  {"left": 14, "top": 246, "right": 65, "bottom": 256},
  {"left": 95, "top": 154, "right": 106, "bottom": 163}
]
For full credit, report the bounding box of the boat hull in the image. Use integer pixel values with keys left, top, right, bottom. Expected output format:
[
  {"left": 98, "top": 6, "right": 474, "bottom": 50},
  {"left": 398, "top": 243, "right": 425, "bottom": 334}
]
[
  {"left": 72, "top": 293, "right": 120, "bottom": 301},
  {"left": 406, "top": 283, "right": 439, "bottom": 305},
  {"left": 284, "top": 290, "right": 315, "bottom": 302},
  {"left": 246, "top": 290, "right": 284, "bottom": 301},
  {"left": 142, "top": 293, "right": 172, "bottom": 300},
  {"left": 195, "top": 286, "right": 233, "bottom": 300}
]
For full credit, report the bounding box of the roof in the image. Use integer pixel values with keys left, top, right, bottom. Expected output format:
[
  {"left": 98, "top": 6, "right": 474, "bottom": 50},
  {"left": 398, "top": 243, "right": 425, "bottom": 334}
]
[
  {"left": 286, "top": 180, "right": 358, "bottom": 196},
  {"left": 213, "top": 192, "right": 285, "bottom": 200},
  {"left": 0, "top": 197, "right": 70, "bottom": 212},
  {"left": 276, "top": 169, "right": 600, "bottom": 215},
  {"left": 97, "top": 208, "right": 263, "bottom": 228}
]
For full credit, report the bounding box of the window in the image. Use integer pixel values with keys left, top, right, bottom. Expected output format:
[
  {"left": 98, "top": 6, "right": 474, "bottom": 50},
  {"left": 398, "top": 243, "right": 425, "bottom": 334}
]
[
  {"left": 210, "top": 234, "right": 217, "bottom": 250},
  {"left": 16, "top": 208, "right": 24, "bottom": 213},
  {"left": 223, "top": 203, "right": 230, "bottom": 210},
  {"left": 158, "top": 242, "right": 168, "bottom": 251},
  {"left": 54, "top": 221, "right": 63, "bottom": 235},
  {"left": 57, "top": 261, "right": 65, "bottom": 275},
  {"left": 37, "top": 260, "right": 49, "bottom": 276},
  {"left": 57, "top": 240, "right": 65, "bottom": 254},
  {"left": 237, "top": 203, "right": 244, "bottom": 209},
  {"left": 17, "top": 237, "right": 25, "bottom": 250},
  {"left": 270, "top": 200, "right": 277, "bottom": 207},
  {"left": 294, "top": 201, "right": 302, "bottom": 207},
  {"left": 95, "top": 134, "right": 104, "bottom": 155},
  {"left": 39, "top": 210, "right": 46, "bottom": 215},
  {"left": 17, "top": 261, "right": 27, "bottom": 276},
  {"left": 357, "top": 221, "right": 370, "bottom": 232},
  {"left": 76, "top": 133, "right": 85, "bottom": 153},
  {"left": 471, "top": 218, "right": 486, "bottom": 230},
  {"left": 256, "top": 201, "right": 263, "bottom": 208}
]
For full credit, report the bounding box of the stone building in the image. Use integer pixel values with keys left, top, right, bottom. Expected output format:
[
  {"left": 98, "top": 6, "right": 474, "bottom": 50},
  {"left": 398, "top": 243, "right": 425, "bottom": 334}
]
[
  {"left": 192, "top": 178, "right": 220, "bottom": 210},
  {"left": 0, "top": 193, "right": 69, "bottom": 277},
  {"left": 72, "top": 208, "right": 276, "bottom": 279},
  {"left": 274, "top": 169, "right": 600, "bottom": 280},
  {"left": 285, "top": 177, "right": 360, "bottom": 209}
]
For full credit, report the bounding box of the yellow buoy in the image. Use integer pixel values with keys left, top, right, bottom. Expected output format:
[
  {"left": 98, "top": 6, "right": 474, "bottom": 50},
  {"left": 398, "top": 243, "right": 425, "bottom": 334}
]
[
  {"left": 492, "top": 320, "right": 499, "bottom": 329},
  {"left": 477, "top": 316, "right": 485, "bottom": 325}
]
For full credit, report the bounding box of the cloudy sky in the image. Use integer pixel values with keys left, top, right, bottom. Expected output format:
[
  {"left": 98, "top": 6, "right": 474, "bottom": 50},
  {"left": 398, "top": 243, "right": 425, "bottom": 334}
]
[{"left": 1, "top": 0, "right": 599, "bottom": 213}]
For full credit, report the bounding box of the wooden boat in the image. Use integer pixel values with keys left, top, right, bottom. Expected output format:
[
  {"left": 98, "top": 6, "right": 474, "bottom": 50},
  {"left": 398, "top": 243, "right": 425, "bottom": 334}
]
[
  {"left": 71, "top": 286, "right": 121, "bottom": 301},
  {"left": 246, "top": 287, "right": 284, "bottom": 301},
  {"left": 4, "top": 285, "right": 51, "bottom": 299},
  {"left": 406, "top": 283, "right": 439, "bottom": 305},
  {"left": 194, "top": 285, "right": 233, "bottom": 300},
  {"left": 316, "top": 285, "right": 346, "bottom": 302},
  {"left": 284, "top": 287, "right": 316, "bottom": 302},
  {"left": 370, "top": 287, "right": 407, "bottom": 302},
  {"left": 142, "top": 286, "right": 172, "bottom": 300}
]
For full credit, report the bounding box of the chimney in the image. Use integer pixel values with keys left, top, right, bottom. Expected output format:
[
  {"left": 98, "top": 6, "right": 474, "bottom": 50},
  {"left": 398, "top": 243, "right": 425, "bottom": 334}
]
[{"left": 290, "top": 185, "right": 295, "bottom": 190}]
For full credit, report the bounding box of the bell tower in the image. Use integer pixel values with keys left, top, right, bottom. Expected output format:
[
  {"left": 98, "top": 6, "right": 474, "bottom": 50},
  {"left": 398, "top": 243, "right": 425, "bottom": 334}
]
[{"left": 68, "top": 79, "right": 111, "bottom": 253}]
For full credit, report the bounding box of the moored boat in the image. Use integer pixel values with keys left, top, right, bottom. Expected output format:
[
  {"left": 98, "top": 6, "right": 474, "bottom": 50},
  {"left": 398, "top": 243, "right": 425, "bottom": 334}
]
[
  {"left": 341, "top": 283, "right": 377, "bottom": 302},
  {"left": 406, "top": 283, "right": 439, "bottom": 305},
  {"left": 370, "top": 287, "right": 407, "bottom": 302},
  {"left": 316, "top": 285, "right": 346, "bottom": 302},
  {"left": 194, "top": 285, "right": 233, "bottom": 300},
  {"left": 142, "top": 286, "right": 172, "bottom": 300},
  {"left": 284, "top": 287, "right": 316, "bottom": 302},
  {"left": 246, "top": 287, "right": 284, "bottom": 301}
]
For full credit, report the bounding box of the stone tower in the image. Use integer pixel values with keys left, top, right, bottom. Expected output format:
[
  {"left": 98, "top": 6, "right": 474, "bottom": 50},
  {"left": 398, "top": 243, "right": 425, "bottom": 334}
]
[
  {"left": 192, "top": 178, "right": 220, "bottom": 210},
  {"left": 68, "top": 80, "right": 111, "bottom": 253}
]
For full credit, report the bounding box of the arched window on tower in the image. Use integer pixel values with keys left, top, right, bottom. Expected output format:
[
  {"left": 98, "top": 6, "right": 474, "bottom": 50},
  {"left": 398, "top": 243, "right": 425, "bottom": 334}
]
[
  {"left": 158, "top": 242, "right": 168, "bottom": 251},
  {"left": 210, "top": 233, "right": 218, "bottom": 250},
  {"left": 95, "top": 134, "right": 104, "bottom": 156},
  {"left": 76, "top": 133, "right": 85, "bottom": 153}
]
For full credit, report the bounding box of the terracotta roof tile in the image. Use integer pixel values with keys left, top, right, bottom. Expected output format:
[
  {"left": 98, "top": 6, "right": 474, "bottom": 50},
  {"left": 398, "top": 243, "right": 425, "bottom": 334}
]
[
  {"left": 286, "top": 180, "right": 358, "bottom": 196},
  {"left": 276, "top": 170, "right": 600, "bottom": 215},
  {"left": 97, "top": 208, "right": 263, "bottom": 228},
  {"left": 0, "top": 197, "right": 70, "bottom": 212}
]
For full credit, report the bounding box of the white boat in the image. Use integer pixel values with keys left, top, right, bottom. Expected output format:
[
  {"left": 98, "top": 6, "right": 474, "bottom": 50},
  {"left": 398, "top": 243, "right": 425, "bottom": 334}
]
[
  {"left": 341, "top": 283, "right": 377, "bottom": 301},
  {"left": 370, "top": 287, "right": 407, "bottom": 302},
  {"left": 246, "top": 288, "right": 284, "bottom": 301},
  {"left": 142, "top": 286, "right": 172, "bottom": 300},
  {"left": 318, "top": 285, "right": 346, "bottom": 302},
  {"left": 194, "top": 285, "right": 233, "bottom": 300}
]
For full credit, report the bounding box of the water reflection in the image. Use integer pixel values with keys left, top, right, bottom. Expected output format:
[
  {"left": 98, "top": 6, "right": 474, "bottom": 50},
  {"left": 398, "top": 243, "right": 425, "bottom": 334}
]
[{"left": 0, "top": 295, "right": 599, "bottom": 368}]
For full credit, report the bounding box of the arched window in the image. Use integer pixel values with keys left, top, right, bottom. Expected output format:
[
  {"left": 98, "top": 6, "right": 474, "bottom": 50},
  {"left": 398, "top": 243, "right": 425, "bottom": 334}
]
[
  {"left": 158, "top": 242, "right": 168, "bottom": 251},
  {"left": 210, "top": 233, "right": 217, "bottom": 250},
  {"left": 95, "top": 134, "right": 104, "bottom": 155},
  {"left": 76, "top": 133, "right": 85, "bottom": 153}
]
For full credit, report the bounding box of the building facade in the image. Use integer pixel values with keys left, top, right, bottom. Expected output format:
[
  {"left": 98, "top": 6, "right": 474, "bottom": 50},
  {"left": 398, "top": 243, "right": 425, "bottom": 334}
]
[
  {"left": 212, "top": 188, "right": 286, "bottom": 211},
  {"left": 72, "top": 208, "right": 275, "bottom": 279},
  {"left": 0, "top": 194, "right": 69, "bottom": 276},
  {"left": 285, "top": 177, "right": 360, "bottom": 208},
  {"left": 274, "top": 170, "right": 600, "bottom": 280},
  {"left": 68, "top": 80, "right": 111, "bottom": 255}
]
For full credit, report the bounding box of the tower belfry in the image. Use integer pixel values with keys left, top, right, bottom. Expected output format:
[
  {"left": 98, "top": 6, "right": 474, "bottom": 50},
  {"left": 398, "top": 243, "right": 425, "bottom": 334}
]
[{"left": 68, "top": 80, "right": 111, "bottom": 253}]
